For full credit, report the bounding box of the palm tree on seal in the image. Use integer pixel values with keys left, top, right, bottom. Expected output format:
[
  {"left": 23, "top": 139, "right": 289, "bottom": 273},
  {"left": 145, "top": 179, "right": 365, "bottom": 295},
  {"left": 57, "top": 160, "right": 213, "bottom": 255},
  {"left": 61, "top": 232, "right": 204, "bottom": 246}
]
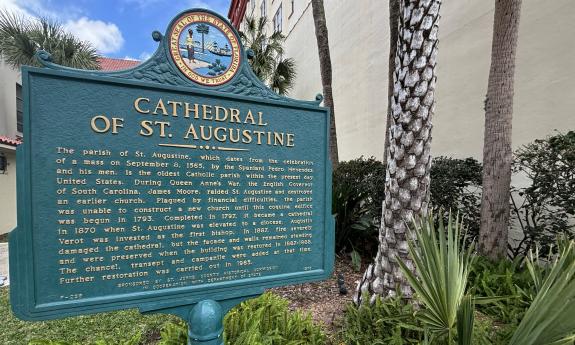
[{"left": 196, "top": 23, "right": 210, "bottom": 53}]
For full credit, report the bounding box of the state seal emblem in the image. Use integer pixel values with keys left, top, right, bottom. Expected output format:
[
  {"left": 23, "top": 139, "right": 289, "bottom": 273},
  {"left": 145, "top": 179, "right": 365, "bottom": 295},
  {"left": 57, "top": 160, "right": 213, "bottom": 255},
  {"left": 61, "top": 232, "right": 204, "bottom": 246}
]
[{"left": 169, "top": 11, "right": 241, "bottom": 86}]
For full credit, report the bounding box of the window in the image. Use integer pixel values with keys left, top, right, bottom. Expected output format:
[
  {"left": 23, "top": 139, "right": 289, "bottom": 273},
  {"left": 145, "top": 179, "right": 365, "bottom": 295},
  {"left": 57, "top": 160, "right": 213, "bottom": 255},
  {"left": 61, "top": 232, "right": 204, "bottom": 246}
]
[
  {"left": 16, "top": 83, "right": 23, "bottom": 133},
  {"left": 273, "top": 5, "right": 282, "bottom": 33},
  {"left": 260, "top": 0, "right": 266, "bottom": 18},
  {"left": 289, "top": 0, "right": 294, "bottom": 18}
]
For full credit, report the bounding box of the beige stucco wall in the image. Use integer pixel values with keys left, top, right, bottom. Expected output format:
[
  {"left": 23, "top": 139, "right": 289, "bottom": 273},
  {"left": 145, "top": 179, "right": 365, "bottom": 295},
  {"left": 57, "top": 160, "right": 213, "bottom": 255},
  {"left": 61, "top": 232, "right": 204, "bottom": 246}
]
[
  {"left": 0, "top": 150, "right": 17, "bottom": 235},
  {"left": 239, "top": 0, "right": 575, "bottom": 162},
  {"left": 0, "top": 61, "right": 20, "bottom": 235},
  {"left": 435, "top": 0, "right": 575, "bottom": 159},
  {"left": 0, "top": 61, "right": 20, "bottom": 139}
]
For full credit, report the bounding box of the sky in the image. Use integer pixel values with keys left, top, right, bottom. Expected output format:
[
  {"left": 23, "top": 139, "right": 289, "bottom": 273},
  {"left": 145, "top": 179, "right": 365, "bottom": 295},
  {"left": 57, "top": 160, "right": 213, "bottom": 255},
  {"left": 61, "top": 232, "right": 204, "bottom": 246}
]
[{"left": 0, "top": 0, "right": 231, "bottom": 60}]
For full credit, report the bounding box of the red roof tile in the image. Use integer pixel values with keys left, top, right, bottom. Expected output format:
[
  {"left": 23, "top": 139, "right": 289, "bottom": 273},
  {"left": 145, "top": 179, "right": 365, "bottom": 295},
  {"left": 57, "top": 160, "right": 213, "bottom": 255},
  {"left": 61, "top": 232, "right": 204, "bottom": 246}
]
[
  {"left": 97, "top": 57, "right": 140, "bottom": 71},
  {"left": 0, "top": 135, "right": 22, "bottom": 147}
]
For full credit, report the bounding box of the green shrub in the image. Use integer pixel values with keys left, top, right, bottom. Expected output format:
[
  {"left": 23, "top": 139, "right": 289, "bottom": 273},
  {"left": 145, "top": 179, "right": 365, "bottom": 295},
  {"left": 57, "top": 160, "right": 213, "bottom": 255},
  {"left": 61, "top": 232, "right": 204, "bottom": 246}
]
[
  {"left": 510, "top": 131, "right": 575, "bottom": 257},
  {"left": 332, "top": 156, "right": 482, "bottom": 259},
  {"left": 338, "top": 295, "right": 424, "bottom": 345},
  {"left": 429, "top": 157, "right": 482, "bottom": 245},
  {"left": 332, "top": 157, "right": 385, "bottom": 258},
  {"left": 159, "top": 292, "right": 326, "bottom": 345},
  {"left": 467, "top": 257, "right": 533, "bottom": 325}
]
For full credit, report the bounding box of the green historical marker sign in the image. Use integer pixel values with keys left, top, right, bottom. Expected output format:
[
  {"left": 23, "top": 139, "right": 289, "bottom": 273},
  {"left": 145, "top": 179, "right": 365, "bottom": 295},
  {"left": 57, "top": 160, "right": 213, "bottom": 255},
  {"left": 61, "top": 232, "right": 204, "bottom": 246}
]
[{"left": 9, "top": 9, "right": 334, "bottom": 344}]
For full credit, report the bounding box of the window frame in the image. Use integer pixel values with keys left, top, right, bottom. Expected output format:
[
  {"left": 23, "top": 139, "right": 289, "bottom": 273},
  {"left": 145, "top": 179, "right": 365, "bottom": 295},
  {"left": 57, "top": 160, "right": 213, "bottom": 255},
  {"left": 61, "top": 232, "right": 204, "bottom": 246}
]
[
  {"left": 16, "top": 83, "right": 23, "bottom": 133},
  {"left": 273, "top": 4, "right": 283, "bottom": 33},
  {"left": 260, "top": 0, "right": 266, "bottom": 18}
]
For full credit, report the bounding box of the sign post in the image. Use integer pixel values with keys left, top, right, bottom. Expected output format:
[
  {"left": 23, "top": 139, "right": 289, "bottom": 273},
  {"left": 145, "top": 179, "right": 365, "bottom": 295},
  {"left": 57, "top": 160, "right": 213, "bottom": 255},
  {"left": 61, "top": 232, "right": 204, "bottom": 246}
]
[{"left": 10, "top": 9, "right": 333, "bottom": 344}]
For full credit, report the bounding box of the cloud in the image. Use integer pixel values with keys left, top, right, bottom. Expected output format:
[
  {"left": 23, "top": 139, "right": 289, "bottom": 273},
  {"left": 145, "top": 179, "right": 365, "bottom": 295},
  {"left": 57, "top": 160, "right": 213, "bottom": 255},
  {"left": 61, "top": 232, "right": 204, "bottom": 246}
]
[
  {"left": 1, "top": 0, "right": 124, "bottom": 55},
  {"left": 0, "top": 0, "right": 81, "bottom": 20},
  {"left": 139, "top": 52, "right": 152, "bottom": 61},
  {"left": 0, "top": 0, "right": 33, "bottom": 17},
  {"left": 122, "top": 52, "right": 151, "bottom": 62},
  {"left": 64, "top": 17, "right": 124, "bottom": 54}
]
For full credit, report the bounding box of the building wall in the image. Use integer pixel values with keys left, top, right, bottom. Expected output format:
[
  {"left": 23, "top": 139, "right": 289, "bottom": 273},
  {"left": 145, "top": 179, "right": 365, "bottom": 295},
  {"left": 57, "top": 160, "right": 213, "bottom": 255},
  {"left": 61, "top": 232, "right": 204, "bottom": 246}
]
[
  {"left": 0, "top": 61, "right": 20, "bottom": 235},
  {"left": 0, "top": 61, "right": 20, "bottom": 139},
  {"left": 240, "top": 0, "right": 389, "bottom": 160},
  {"left": 0, "top": 149, "right": 17, "bottom": 235},
  {"left": 435, "top": 0, "right": 575, "bottom": 160},
  {"left": 236, "top": 0, "right": 575, "bottom": 162}
]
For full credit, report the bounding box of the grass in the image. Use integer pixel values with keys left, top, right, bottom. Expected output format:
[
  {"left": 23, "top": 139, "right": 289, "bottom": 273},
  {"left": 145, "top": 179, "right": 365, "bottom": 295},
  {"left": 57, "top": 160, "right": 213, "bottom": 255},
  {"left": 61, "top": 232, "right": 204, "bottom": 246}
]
[{"left": 0, "top": 288, "right": 177, "bottom": 345}]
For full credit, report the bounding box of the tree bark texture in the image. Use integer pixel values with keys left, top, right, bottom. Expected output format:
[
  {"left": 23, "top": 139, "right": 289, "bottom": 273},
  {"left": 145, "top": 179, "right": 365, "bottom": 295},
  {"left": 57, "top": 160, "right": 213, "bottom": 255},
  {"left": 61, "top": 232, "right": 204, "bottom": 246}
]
[
  {"left": 355, "top": 0, "right": 442, "bottom": 305},
  {"left": 479, "top": 0, "right": 522, "bottom": 260},
  {"left": 311, "top": 0, "right": 339, "bottom": 168},
  {"left": 383, "top": 0, "right": 400, "bottom": 165}
]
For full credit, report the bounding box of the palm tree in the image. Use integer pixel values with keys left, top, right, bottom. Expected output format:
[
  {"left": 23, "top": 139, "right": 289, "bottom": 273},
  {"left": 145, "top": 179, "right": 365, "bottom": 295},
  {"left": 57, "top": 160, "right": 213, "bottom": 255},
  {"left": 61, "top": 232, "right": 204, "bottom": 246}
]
[
  {"left": 0, "top": 10, "right": 99, "bottom": 69},
  {"left": 382, "top": 0, "right": 400, "bottom": 166},
  {"left": 311, "top": 0, "right": 338, "bottom": 168},
  {"left": 355, "top": 0, "right": 442, "bottom": 304},
  {"left": 239, "top": 16, "right": 296, "bottom": 95},
  {"left": 478, "top": 0, "right": 523, "bottom": 260},
  {"left": 196, "top": 23, "right": 209, "bottom": 53}
]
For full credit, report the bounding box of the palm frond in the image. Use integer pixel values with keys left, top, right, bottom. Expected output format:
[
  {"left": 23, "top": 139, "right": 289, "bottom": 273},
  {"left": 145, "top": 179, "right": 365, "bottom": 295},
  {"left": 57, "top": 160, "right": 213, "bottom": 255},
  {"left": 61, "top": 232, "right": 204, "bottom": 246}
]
[
  {"left": 239, "top": 15, "right": 295, "bottom": 94},
  {"left": 270, "top": 57, "right": 296, "bottom": 95},
  {"left": 509, "top": 240, "right": 575, "bottom": 345},
  {"left": 0, "top": 9, "right": 100, "bottom": 69},
  {"left": 397, "top": 213, "right": 476, "bottom": 342},
  {"left": 456, "top": 295, "right": 474, "bottom": 345}
]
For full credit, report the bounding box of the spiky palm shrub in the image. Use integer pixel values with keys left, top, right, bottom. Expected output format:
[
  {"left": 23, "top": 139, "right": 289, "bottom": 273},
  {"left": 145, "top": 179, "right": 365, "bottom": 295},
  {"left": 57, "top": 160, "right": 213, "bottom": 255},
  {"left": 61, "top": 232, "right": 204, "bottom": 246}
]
[
  {"left": 0, "top": 10, "right": 100, "bottom": 69},
  {"left": 508, "top": 239, "right": 575, "bottom": 345},
  {"left": 397, "top": 214, "right": 476, "bottom": 344},
  {"left": 400, "top": 214, "right": 575, "bottom": 345},
  {"left": 239, "top": 16, "right": 296, "bottom": 95}
]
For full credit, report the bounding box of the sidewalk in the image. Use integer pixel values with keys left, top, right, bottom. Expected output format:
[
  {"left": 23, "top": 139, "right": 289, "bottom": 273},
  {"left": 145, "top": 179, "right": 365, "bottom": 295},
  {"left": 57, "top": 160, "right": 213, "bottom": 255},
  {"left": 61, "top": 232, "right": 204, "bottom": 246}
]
[{"left": 0, "top": 243, "right": 8, "bottom": 287}]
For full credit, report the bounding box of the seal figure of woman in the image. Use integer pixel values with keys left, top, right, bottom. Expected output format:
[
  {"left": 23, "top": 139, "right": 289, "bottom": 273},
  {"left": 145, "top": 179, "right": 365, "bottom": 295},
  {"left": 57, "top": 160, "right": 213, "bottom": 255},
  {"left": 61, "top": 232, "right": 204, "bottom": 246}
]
[{"left": 185, "top": 29, "right": 195, "bottom": 63}]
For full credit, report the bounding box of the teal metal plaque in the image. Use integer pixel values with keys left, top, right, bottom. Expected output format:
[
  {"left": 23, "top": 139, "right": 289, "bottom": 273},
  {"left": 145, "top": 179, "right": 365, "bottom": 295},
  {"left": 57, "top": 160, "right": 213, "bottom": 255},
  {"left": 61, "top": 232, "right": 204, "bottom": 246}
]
[{"left": 9, "top": 9, "right": 334, "bottom": 325}]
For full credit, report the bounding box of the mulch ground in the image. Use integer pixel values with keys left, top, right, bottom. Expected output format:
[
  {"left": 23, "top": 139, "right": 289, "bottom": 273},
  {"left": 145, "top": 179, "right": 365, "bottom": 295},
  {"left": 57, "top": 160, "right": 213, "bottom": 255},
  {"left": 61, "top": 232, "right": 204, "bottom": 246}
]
[{"left": 270, "top": 255, "right": 364, "bottom": 332}]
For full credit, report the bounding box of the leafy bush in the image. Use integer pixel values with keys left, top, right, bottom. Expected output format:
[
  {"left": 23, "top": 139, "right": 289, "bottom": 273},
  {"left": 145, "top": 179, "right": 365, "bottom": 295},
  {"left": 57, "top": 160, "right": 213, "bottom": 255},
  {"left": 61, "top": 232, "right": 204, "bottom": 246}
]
[
  {"left": 510, "top": 131, "right": 575, "bottom": 257},
  {"left": 339, "top": 294, "right": 424, "bottom": 345},
  {"left": 332, "top": 156, "right": 482, "bottom": 259},
  {"left": 429, "top": 157, "right": 482, "bottom": 244},
  {"left": 159, "top": 292, "right": 326, "bottom": 345},
  {"left": 332, "top": 157, "right": 385, "bottom": 258},
  {"left": 467, "top": 257, "right": 533, "bottom": 325},
  {"left": 395, "top": 213, "right": 575, "bottom": 345}
]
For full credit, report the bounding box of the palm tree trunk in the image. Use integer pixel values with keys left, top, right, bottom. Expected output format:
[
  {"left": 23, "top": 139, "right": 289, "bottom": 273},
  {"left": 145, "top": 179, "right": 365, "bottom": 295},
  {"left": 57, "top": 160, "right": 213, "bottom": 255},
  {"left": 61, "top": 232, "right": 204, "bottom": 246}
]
[
  {"left": 355, "top": 0, "right": 442, "bottom": 304},
  {"left": 383, "top": 0, "right": 400, "bottom": 166},
  {"left": 479, "top": 0, "right": 522, "bottom": 260},
  {"left": 311, "top": 0, "right": 339, "bottom": 168}
]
